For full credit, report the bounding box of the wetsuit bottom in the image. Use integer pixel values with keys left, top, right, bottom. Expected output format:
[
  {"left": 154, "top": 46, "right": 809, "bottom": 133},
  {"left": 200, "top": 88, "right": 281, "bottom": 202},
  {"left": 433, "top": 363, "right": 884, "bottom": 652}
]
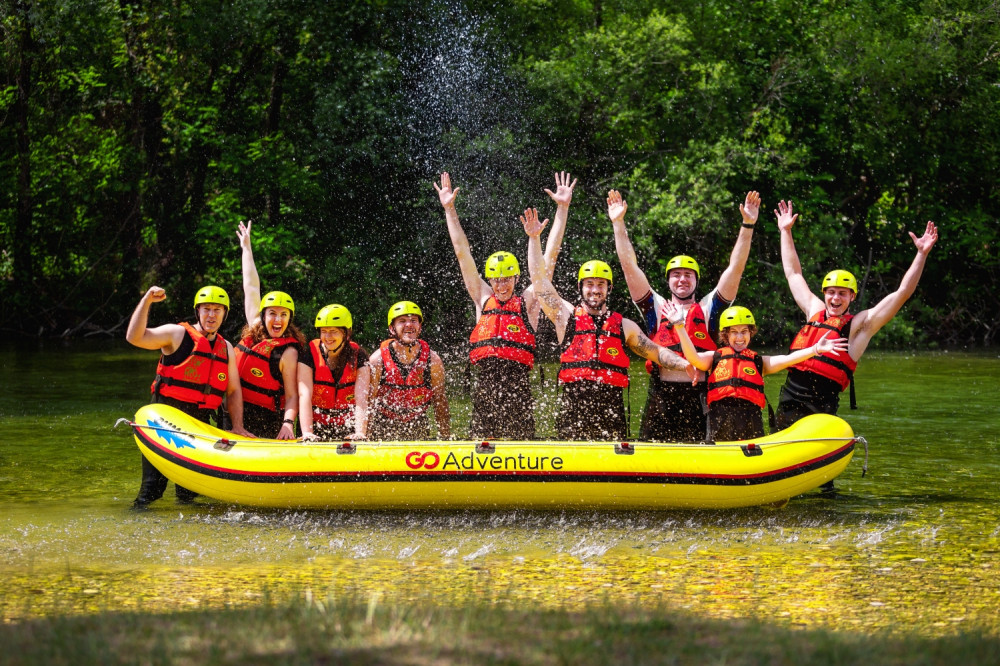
[
  {"left": 243, "top": 403, "right": 283, "bottom": 439},
  {"left": 469, "top": 358, "right": 536, "bottom": 440},
  {"left": 708, "top": 397, "right": 764, "bottom": 442},
  {"left": 134, "top": 396, "right": 210, "bottom": 506},
  {"left": 368, "top": 414, "right": 431, "bottom": 441},
  {"left": 313, "top": 420, "right": 354, "bottom": 441},
  {"left": 639, "top": 374, "right": 708, "bottom": 442},
  {"left": 776, "top": 369, "right": 842, "bottom": 493},
  {"left": 556, "top": 382, "right": 627, "bottom": 441},
  {"left": 775, "top": 368, "right": 841, "bottom": 430}
]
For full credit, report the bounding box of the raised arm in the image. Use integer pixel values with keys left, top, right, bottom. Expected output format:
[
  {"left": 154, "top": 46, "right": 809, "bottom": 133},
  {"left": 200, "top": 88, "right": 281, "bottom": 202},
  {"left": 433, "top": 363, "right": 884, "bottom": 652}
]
[
  {"left": 541, "top": 171, "right": 577, "bottom": 279},
  {"left": 434, "top": 172, "right": 492, "bottom": 306},
  {"left": 849, "top": 222, "right": 939, "bottom": 357},
  {"left": 522, "top": 208, "right": 573, "bottom": 340},
  {"left": 714, "top": 191, "right": 761, "bottom": 303},
  {"left": 125, "top": 286, "right": 185, "bottom": 353},
  {"left": 429, "top": 352, "right": 451, "bottom": 440},
  {"left": 762, "top": 333, "right": 848, "bottom": 375},
  {"left": 607, "top": 190, "right": 653, "bottom": 302},
  {"left": 776, "top": 200, "right": 824, "bottom": 316},
  {"left": 661, "top": 301, "right": 713, "bottom": 371},
  {"left": 622, "top": 318, "right": 696, "bottom": 373},
  {"left": 238, "top": 220, "right": 261, "bottom": 323}
]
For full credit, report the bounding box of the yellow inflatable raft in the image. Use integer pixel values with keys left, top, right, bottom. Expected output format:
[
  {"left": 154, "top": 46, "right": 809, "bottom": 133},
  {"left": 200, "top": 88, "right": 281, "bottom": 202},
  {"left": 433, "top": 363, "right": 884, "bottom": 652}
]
[{"left": 127, "top": 403, "right": 858, "bottom": 510}]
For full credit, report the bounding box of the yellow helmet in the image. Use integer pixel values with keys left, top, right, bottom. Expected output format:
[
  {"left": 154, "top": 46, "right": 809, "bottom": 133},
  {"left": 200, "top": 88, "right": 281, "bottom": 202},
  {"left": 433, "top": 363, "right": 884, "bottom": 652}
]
[
  {"left": 484, "top": 251, "right": 520, "bottom": 278},
  {"left": 578, "top": 260, "right": 613, "bottom": 284},
  {"left": 387, "top": 300, "right": 423, "bottom": 328},
  {"left": 315, "top": 304, "right": 352, "bottom": 330},
  {"left": 666, "top": 255, "right": 700, "bottom": 279},
  {"left": 260, "top": 291, "right": 295, "bottom": 316},
  {"left": 720, "top": 306, "right": 755, "bottom": 328},
  {"left": 822, "top": 270, "right": 858, "bottom": 294},
  {"left": 193, "top": 285, "right": 230, "bottom": 309}
]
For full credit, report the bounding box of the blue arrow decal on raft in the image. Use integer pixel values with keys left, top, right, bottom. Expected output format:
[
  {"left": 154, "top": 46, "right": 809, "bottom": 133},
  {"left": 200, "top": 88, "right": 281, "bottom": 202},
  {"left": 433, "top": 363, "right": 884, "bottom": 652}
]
[{"left": 146, "top": 418, "right": 194, "bottom": 449}]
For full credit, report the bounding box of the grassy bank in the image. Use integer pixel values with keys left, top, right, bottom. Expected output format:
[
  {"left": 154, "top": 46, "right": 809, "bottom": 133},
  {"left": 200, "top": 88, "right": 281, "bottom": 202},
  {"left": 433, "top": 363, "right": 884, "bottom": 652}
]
[{"left": 2, "top": 595, "right": 997, "bottom": 666}]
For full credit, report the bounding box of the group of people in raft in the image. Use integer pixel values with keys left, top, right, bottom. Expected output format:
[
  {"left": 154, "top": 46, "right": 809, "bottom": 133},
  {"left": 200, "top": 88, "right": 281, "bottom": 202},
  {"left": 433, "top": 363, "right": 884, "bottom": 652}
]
[{"left": 126, "top": 172, "right": 939, "bottom": 507}]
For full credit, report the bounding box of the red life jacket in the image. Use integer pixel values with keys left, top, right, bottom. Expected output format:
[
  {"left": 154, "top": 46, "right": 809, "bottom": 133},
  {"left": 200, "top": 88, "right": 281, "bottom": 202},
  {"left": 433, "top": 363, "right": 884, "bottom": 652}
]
[
  {"left": 558, "top": 307, "right": 630, "bottom": 388},
  {"left": 375, "top": 339, "right": 433, "bottom": 422},
  {"left": 789, "top": 311, "right": 857, "bottom": 391},
  {"left": 235, "top": 334, "right": 299, "bottom": 411},
  {"left": 707, "top": 347, "right": 766, "bottom": 408},
  {"left": 151, "top": 322, "right": 229, "bottom": 411},
  {"left": 309, "top": 339, "right": 360, "bottom": 429},
  {"left": 469, "top": 294, "right": 536, "bottom": 369},
  {"left": 646, "top": 302, "right": 717, "bottom": 374}
]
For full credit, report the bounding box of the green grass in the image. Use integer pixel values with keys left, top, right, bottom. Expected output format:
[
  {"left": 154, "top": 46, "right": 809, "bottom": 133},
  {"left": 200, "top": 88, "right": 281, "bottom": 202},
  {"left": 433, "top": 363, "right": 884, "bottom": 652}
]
[{"left": 2, "top": 595, "right": 998, "bottom": 666}]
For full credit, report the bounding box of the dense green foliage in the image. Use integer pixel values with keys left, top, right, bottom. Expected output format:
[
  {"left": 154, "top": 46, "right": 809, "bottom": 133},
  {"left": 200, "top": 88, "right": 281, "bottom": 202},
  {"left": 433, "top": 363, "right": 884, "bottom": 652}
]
[{"left": 2, "top": 0, "right": 998, "bottom": 348}]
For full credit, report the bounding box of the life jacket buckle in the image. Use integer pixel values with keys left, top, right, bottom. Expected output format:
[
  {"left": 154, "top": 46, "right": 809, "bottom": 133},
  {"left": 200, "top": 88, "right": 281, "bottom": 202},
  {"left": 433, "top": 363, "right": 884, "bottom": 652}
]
[
  {"left": 614, "top": 442, "right": 635, "bottom": 455},
  {"left": 476, "top": 441, "right": 495, "bottom": 454},
  {"left": 740, "top": 442, "right": 763, "bottom": 457},
  {"left": 337, "top": 441, "right": 357, "bottom": 455}
]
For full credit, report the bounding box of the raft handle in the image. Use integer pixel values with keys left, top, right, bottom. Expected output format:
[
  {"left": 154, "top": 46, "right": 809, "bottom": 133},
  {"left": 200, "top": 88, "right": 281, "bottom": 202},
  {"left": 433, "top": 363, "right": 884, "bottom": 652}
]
[
  {"left": 337, "top": 441, "right": 357, "bottom": 455},
  {"left": 740, "top": 443, "right": 763, "bottom": 457},
  {"left": 615, "top": 442, "right": 635, "bottom": 455},
  {"left": 213, "top": 438, "right": 235, "bottom": 451},
  {"left": 476, "top": 441, "right": 496, "bottom": 454}
]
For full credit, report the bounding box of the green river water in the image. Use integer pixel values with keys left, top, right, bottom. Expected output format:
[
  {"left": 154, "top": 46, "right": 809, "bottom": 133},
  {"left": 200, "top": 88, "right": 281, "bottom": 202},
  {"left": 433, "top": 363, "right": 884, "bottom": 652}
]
[{"left": 1, "top": 342, "right": 998, "bottom": 636}]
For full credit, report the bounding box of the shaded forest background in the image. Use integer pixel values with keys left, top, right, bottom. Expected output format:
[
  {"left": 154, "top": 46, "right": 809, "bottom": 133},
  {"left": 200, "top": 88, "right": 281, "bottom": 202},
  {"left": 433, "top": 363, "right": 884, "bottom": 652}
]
[{"left": 2, "top": 0, "right": 998, "bottom": 355}]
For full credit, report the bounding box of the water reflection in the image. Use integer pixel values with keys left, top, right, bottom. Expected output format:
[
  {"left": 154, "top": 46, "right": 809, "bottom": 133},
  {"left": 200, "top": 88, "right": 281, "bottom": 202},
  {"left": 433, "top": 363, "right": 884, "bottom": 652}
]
[{"left": 1, "top": 344, "right": 999, "bottom": 635}]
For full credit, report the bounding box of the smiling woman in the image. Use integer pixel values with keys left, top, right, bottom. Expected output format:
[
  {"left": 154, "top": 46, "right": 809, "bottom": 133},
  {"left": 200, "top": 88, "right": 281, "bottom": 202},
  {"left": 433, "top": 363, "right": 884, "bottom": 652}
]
[{"left": 234, "top": 221, "right": 306, "bottom": 439}]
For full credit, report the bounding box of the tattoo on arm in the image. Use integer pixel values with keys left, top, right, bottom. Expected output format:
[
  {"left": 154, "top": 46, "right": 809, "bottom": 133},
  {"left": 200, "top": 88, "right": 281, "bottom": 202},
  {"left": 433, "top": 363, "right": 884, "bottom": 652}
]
[
  {"left": 629, "top": 333, "right": 659, "bottom": 358},
  {"left": 657, "top": 351, "right": 688, "bottom": 371},
  {"left": 540, "top": 289, "right": 563, "bottom": 312}
]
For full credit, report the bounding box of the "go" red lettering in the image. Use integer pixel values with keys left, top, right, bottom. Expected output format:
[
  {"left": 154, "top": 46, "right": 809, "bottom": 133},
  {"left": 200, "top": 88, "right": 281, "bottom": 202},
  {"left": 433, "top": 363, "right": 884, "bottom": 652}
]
[{"left": 405, "top": 451, "right": 440, "bottom": 470}]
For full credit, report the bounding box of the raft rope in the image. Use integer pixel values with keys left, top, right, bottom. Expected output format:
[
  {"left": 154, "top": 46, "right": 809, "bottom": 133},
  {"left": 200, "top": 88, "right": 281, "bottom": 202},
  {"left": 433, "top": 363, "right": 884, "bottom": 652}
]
[{"left": 116, "top": 417, "right": 860, "bottom": 453}]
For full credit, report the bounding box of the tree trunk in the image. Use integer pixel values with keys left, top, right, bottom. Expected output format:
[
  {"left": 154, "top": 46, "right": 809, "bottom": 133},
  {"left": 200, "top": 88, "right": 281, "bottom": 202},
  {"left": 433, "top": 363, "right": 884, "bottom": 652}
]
[{"left": 12, "top": 2, "right": 35, "bottom": 315}]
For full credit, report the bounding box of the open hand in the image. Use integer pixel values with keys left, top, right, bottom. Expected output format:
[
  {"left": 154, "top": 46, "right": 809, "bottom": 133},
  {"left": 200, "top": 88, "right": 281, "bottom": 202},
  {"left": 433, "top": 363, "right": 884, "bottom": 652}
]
[
  {"left": 433, "top": 172, "right": 459, "bottom": 208},
  {"left": 815, "top": 333, "right": 849, "bottom": 356},
  {"left": 544, "top": 171, "right": 577, "bottom": 207},
  {"left": 910, "top": 221, "right": 939, "bottom": 255},
  {"left": 774, "top": 200, "right": 798, "bottom": 232},
  {"left": 229, "top": 425, "right": 255, "bottom": 439},
  {"left": 740, "top": 191, "right": 761, "bottom": 226},
  {"left": 520, "top": 208, "right": 548, "bottom": 238},
  {"left": 662, "top": 301, "right": 685, "bottom": 326},
  {"left": 607, "top": 189, "right": 627, "bottom": 223}
]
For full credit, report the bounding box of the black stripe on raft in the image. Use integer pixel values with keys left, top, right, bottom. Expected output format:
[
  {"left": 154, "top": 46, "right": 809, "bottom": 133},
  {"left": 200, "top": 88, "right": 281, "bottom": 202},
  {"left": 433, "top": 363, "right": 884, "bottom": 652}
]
[{"left": 135, "top": 428, "right": 854, "bottom": 487}]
